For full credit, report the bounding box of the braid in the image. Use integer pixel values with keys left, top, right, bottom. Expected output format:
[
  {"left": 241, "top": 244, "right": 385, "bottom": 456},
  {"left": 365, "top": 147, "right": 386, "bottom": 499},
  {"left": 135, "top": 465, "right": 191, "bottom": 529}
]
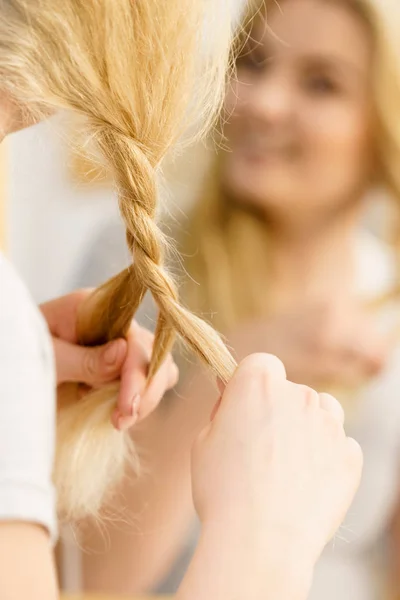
[
  {"left": 58, "top": 118, "right": 237, "bottom": 524},
  {"left": 88, "top": 126, "right": 236, "bottom": 381}
]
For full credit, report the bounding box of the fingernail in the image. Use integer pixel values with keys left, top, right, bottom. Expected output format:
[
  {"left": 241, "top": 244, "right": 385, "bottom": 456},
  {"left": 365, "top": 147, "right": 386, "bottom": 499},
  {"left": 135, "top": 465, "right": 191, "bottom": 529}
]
[
  {"left": 103, "top": 340, "right": 121, "bottom": 366},
  {"left": 132, "top": 393, "right": 141, "bottom": 418}
]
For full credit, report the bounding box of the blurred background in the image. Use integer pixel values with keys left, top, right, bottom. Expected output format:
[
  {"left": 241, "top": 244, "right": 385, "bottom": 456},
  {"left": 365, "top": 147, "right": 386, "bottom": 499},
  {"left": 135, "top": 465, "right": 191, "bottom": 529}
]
[{"left": 3, "top": 1, "right": 400, "bottom": 599}]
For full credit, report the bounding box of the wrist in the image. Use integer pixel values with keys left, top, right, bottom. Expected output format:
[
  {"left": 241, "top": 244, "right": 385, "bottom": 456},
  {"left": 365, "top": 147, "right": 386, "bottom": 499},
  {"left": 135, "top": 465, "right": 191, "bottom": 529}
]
[{"left": 200, "top": 519, "right": 315, "bottom": 600}]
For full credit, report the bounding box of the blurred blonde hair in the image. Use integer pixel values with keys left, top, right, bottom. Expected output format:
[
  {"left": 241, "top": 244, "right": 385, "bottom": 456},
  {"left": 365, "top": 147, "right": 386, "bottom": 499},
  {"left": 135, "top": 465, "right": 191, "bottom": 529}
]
[
  {"left": 0, "top": 0, "right": 242, "bottom": 521},
  {"left": 182, "top": 0, "right": 400, "bottom": 333}
]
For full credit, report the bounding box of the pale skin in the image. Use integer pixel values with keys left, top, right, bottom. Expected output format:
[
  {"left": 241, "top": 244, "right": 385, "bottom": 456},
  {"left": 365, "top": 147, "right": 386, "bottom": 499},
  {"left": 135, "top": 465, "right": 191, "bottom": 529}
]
[
  {"left": 80, "top": 0, "right": 393, "bottom": 594},
  {"left": 0, "top": 17, "right": 363, "bottom": 597}
]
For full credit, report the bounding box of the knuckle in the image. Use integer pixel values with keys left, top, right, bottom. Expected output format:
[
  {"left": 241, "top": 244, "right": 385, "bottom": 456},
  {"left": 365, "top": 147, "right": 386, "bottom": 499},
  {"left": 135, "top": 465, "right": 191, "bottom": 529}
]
[
  {"left": 240, "top": 353, "right": 286, "bottom": 381},
  {"left": 320, "top": 407, "right": 344, "bottom": 438},
  {"left": 236, "top": 354, "right": 287, "bottom": 408},
  {"left": 319, "top": 392, "right": 345, "bottom": 422},
  {"left": 297, "top": 384, "right": 319, "bottom": 409},
  {"left": 225, "top": 355, "right": 287, "bottom": 414}
]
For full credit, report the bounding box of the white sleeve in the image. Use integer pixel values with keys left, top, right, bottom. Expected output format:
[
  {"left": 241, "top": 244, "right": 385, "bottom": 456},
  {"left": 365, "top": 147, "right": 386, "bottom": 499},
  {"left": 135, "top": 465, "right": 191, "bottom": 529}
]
[{"left": 0, "top": 254, "right": 57, "bottom": 542}]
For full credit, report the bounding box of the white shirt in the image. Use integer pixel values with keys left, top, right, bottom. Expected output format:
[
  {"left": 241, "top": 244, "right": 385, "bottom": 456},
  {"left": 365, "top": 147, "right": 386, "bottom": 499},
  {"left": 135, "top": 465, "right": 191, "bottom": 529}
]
[{"left": 0, "top": 252, "right": 57, "bottom": 541}]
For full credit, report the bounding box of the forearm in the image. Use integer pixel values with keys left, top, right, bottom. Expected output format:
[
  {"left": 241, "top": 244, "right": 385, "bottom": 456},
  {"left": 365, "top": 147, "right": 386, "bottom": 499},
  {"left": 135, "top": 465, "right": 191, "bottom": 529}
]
[
  {"left": 81, "top": 405, "right": 196, "bottom": 593},
  {"left": 177, "top": 522, "right": 313, "bottom": 600},
  {"left": 0, "top": 523, "right": 58, "bottom": 600}
]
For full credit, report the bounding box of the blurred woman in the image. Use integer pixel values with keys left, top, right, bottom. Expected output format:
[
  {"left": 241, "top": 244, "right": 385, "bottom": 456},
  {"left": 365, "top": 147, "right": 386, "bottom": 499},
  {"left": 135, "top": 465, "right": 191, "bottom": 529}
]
[{"left": 71, "top": 0, "right": 400, "bottom": 598}]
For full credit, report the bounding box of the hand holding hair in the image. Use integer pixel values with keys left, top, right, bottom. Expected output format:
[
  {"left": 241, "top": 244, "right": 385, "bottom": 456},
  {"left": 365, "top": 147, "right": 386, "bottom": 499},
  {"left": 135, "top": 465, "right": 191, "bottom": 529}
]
[
  {"left": 41, "top": 290, "right": 179, "bottom": 431},
  {"left": 177, "top": 353, "right": 363, "bottom": 600},
  {"left": 41, "top": 290, "right": 180, "bottom": 521}
]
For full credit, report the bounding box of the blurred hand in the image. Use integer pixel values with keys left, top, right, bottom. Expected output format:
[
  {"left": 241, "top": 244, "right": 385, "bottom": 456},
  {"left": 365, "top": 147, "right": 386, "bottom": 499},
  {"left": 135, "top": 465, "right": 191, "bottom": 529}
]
[
  {"left": 192, "top": 354, "right": 363, "bottom": 570},
  {"left": 229, "top": 302, "right": 390, "bottom": 389},
  {"left": 40, "top": 290, "right": 179, "bottom": 431}
]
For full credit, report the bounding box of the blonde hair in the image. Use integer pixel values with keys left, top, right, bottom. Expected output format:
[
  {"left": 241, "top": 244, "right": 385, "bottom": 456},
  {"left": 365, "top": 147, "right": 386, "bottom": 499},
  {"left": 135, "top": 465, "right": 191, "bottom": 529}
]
[
  {"left": 182, "top": 0, "right": 400, "bottom": 333},
  {"left": 0, "top": 0, "right": 243, "bottom": 520}
]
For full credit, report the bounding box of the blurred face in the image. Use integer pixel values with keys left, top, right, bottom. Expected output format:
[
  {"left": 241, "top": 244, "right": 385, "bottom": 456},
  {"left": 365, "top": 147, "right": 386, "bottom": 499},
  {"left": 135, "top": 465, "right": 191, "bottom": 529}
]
[{"left": 222, "top": 0, "right": 374, "bottom": 224}]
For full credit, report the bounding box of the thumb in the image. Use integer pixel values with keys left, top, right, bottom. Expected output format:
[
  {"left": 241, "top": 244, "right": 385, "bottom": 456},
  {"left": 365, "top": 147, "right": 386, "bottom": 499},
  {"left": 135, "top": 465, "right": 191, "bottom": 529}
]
[{"left": 53, "top": 337, "right": 127, "bottom": 386}]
